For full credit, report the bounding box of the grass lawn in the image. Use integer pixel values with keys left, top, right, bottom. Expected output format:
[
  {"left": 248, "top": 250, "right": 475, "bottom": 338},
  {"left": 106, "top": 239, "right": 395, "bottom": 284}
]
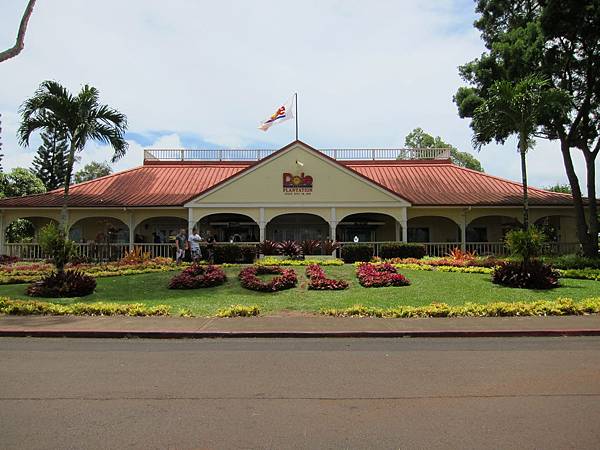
[{"left": 0, "top": 265, "right": 598, "bottom": 316}]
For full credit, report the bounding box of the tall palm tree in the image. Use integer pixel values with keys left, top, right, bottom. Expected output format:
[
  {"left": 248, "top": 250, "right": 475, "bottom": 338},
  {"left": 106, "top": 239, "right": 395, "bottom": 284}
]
[
  {"left": 470, "top": 75, "right": 560, "bottom": 230},
  {"left": 18, "top": 80, "right": 128, "bottom": 226}
]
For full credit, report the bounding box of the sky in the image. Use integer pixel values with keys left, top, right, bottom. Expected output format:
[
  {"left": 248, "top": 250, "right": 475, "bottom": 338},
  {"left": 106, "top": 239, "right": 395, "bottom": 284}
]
[{"left": 0, "top": 0, "right": 597, "bottom": 192}]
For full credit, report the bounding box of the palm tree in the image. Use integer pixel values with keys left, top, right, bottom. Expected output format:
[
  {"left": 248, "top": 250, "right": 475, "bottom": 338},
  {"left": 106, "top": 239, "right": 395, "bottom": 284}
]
[
  {"left": 470, "top": 75, "right": 559, "bottom": 230},
  {"left": 18, "top": 80, "right": 128, "bottom": 226}
]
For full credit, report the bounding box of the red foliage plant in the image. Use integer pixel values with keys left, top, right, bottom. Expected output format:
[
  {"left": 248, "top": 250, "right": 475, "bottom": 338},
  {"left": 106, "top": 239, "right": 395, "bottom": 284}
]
[
  {"left": 305, "top": 264, "right": 348, "bottom": 290},
  {"left": 238, "top": 265, "right": 297, "bottom": 292},
  {"left": 356, "top": 262, "right": 411, "bottom": 288},
  {"left": 168, "top": 264, "right": 227, "bottom": 289}
]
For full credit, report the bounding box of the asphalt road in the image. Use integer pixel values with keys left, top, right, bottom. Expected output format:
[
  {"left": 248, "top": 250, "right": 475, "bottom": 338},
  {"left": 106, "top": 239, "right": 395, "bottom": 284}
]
[{"left": 1, "top": 337, "right": 599, "bottom": 450}]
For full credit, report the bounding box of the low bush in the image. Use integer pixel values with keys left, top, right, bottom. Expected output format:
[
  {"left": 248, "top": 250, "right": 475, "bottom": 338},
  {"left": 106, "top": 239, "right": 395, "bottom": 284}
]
[
  {"left": 356, "top": 262, "right": 411, "bottom": 287},
  {"left": 300, "top": 240, "right": 321, "bottom": 256},
  {"left": 257, "top": 257, "right": 344, "bottom": 266},
  {"left": 0, "top": 255, "right": 20, "bottom": 265},
  {"left": 492, "top": 261, "right": 560, "bottom": 290},
  {"left": 216, "top": 304, "right": 260, "bottom": 317},
  {"left": 26, "top": 270, "right": 97, "bottom": 298},
  {"left": 0, "top": 297, "right": 170, "bottom": 316},
  {"left": 321, "top": 297, "right": 600, "bottom": 318},
  {"left": 558, "top": 268, "right": 600, "bottom": 281},
  {"left": 168, "top": 264, "right": 227, "bottom": 289},
  {"left": 379, "top": 243, "right": 426, "bottom": 259},
  {"left": 305, "top": 264, "right": 348, "bottom": 290},
  {"left": 341, "top": 244, "right": 373, "bottom": 263},
  {"left": 258, "top": 240, "right": 280, "bottom": 256},
  {"left": 277, "top": 240, "right": 302, "bottom": 258},
  {"left": 119, "top": 247, "right": 152, "bottom": 265},
  {"left": 213, "top": 244, "right": 242, "bottom": 264},
  {"left": 240, "top": 245, "right": 258, "bottom": 264},
  {"left": 238, "top": 265, "right": 298, "bottom": 292},
  {"left": 321, "top": 239, "right": 340, "bottom": 255},
  {"left": 543, "top": 254, "right": 600, "bottom": 270}
]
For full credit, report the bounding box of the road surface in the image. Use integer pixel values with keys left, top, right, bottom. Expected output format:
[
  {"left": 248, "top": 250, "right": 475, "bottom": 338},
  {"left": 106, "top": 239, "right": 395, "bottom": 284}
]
[{"left": 1, "top": 337, "right": 599, "bottom": 449}]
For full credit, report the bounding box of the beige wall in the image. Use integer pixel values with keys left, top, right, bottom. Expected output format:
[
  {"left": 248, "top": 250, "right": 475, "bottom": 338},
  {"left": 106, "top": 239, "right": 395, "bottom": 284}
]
[
  {"left": 187, "top": 143, "right": 408, "bottom": 207},
  {"left": 407, "top": 216, "right": 460, "bottom": 242}
]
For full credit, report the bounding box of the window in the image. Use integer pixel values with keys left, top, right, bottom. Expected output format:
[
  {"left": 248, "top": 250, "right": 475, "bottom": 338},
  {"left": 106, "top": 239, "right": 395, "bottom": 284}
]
[{"left": 408, "top": 227, "right": 429, "bottom": 243}]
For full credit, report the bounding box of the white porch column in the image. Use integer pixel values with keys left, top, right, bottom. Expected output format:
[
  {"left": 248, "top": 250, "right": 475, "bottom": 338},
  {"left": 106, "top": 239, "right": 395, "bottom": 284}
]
[
  {"left": 395, "top": 221, "right": 401, "bottom": 241},
  {"left": 461, "top": 208, "right": 470, "bottom": 251},
  {"left": 188, "top": 208, "right": 194, "bottom": 236},
  {"left": 459, "top": 224, "right": 466, "bottom": 251},
  {"left": 259, "top": 207, "right": 266, "bottom": 242},
  {"left": 400, "top": 207, "right": 408, "bottom": 242},
  {"left": 127, "top": 211, "right": 134, "bottom": 251},
  {"left": 329, "top": 207, "right": 337, "bottom": 241}
]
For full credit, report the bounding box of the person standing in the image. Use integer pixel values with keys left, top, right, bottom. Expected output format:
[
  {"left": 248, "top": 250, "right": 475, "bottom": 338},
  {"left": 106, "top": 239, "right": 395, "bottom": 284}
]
[
  {"left": 175, "top": 229, "right": 187, "bottom": 264},
  {"left": 188, "top": 227, "right": 203, "bottom": 262},
  {"left": 205, "top": 232, "right": 215, "bottom": 263}
]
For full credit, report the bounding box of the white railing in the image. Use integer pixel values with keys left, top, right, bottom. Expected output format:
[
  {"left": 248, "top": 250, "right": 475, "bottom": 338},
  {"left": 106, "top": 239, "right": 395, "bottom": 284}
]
[
  {"left": 3, "top": 241, "right": 584, "bottom": 261},
  {"left": 143, "top": 147, "right": 452, "bottom": 162}
]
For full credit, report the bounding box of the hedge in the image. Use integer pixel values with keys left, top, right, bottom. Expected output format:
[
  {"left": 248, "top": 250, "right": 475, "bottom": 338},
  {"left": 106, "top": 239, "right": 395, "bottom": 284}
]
[
  {"left": 0, "top": 297, "right": 170, "bottom": 316},
  {"left": 379, "top": 243, "right": 426, "bottom": 259},
  {"left": 212, "top": 244, "right": 257, "bottom": 264},
  {"left": 321, "top": 297, "right": 600, "bottom": 318},
  {"left": 341, "top": 244, "right": 373, "bottom": 263}
]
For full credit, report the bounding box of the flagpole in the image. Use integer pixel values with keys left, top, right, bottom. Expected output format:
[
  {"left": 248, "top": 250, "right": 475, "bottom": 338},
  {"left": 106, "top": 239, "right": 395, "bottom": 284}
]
[{"left": 294, "top": 92, "right": 298, "bottom": 141}]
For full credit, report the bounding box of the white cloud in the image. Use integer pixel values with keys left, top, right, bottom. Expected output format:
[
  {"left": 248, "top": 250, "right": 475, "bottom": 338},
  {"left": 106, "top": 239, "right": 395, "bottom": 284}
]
[{"left": 0, "top": 0, "right": 597, "bottom": 193}]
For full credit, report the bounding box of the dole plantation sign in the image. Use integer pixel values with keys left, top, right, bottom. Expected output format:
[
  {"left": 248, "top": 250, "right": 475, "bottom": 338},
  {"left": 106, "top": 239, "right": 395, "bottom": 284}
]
[{"left": 283, "top": 172, "right": 313, "bottom": 195}]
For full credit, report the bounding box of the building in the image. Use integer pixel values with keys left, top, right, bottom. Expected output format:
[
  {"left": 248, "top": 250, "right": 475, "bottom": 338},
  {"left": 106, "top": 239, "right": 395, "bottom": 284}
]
[{"left": 0, "top": 140, "right": 580, "bottom": 259}]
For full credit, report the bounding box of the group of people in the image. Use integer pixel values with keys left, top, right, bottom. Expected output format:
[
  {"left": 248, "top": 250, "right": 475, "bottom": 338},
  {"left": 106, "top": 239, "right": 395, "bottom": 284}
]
[{"left": 174, "top": 228, "right": 216, "bottom": 263}]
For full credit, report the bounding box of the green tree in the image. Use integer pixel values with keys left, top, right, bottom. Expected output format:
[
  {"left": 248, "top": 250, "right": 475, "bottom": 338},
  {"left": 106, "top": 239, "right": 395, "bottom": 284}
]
[
  {"left": 0, "top": 167, "right": 46, "bottom": 198},
  {"left": 18, "top": 80, "right": 128, "bottom": 226},
  {"left": 74, "top": 161, "right": 112, "bottom": 184},
  {"left": 454, "top": 0, "right": 600, "bottom": 257},
  {"left": 470, "top": 75, "right": 563, "bottom": 229},
  {"left": 545, "top": 183, "right": 572, "bottom": 194},
  {"left": 404, "top": 127, "right": 484, "bottom": 172},
  {"left": 31, "top": 129, "right": 69, "bottom": 191}
]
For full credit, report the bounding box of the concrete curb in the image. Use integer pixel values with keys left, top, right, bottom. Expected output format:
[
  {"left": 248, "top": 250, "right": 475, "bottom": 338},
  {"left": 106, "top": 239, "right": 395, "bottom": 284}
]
[{"left": 2, "top": 328, "right": 600, "bottom": 338}]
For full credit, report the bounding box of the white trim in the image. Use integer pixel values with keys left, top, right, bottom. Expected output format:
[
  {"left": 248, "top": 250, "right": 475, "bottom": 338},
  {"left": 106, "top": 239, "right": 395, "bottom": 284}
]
[
  {"left": 189, "top": 202, "right": 405, "bottom": 208},
  {"left": 184, "top": 142, "right": 411, "bottom": 207}
]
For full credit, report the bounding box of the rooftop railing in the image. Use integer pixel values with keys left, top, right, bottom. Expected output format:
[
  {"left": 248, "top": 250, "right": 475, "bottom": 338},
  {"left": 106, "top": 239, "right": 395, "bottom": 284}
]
[{"left": 143, "top": 147, "right": 452, "bottom": 162}]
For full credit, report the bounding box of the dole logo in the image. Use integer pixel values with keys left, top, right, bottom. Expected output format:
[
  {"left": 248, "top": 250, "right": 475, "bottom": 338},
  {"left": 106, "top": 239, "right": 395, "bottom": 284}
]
[{"left": 283, "top": 172, "right": 313, "bottom": 188}]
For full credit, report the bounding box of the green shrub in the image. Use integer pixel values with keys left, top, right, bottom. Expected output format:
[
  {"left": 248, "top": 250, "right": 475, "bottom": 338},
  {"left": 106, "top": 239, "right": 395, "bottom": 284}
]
[
  {"left": 505, "top": 227, "right": 545, "bottom": 265},
  {"left": 543, "top": 254, "right": 600, "bottom": 270},
  {"left": 213, "top": 244, "right": 243, "bottom": 264},
  {"left": 38, "top": 223, "right": 76, "bottom": 272},
  {"left": 379, "top": 243, "right": 426, "bottom": 259},
  {"left": 341, "top": 244, "right": 373, "bottom": 263},
  {"left": 239, "top": 245, "right": 258, "bottom": 264},
  {"left": 216, "top": 304, "right": 260, "bottom": 317}
]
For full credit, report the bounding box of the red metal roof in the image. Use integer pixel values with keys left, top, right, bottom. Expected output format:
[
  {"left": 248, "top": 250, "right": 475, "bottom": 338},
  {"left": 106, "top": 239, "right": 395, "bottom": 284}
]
[
  {"left": 345, "top": 160, "right": 575, "bottom": 206},
  {"left": 0, "top": 153, "right": 575, "bottom": 208}
]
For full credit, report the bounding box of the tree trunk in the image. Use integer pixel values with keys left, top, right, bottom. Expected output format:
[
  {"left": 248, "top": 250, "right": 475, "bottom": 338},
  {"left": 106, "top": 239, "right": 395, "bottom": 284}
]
[
  {"left": 519, "top": 133, "right": 529, "bottom": 230},
  {"left": 558, "top": 138, "right": 593, "bottom": 255},
  {"left": 60, "top": 145, "right": 77, "bottom": 229},
  {"left": 583, "top": 150, "right": 599, "bottom": 257}
]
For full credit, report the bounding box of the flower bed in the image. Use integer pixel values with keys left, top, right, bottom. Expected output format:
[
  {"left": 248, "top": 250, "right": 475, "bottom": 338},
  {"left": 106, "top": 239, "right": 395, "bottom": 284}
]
[
  {"left": 305, "top": 264, "right": 348, "bottom": 290},
  {"left": 0, "top": 259, "right": 186, "bottom": 285},
  {"left": 168, "top": 264, "right": 227, "bottom": 289},
  {"left": 238, "top": 265, "right": 297, "bottom": 292},
  {"left": 321, "top": 297, "right": 600, "bottom": 318},
  {"left": 356, "top": 262, "right": 410, "bottom": 288}
]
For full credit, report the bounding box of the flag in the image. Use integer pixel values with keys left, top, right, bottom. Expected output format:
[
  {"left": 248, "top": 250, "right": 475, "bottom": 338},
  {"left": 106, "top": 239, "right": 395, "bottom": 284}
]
[{"left": 258, "top": 96, "right": 294, "bottom": 131}]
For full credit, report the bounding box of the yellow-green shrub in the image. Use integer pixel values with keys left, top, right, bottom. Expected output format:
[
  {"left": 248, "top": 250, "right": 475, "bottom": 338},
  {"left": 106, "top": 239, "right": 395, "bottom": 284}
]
[
  {"left": 320, "top": 297, "right": 600, "bottom": 318},
  {"left": 0, "top": 297, "right": 170, "bottom": 316},
  {"left": 216, "top": 304, "right": 260, "bottom": 317}
]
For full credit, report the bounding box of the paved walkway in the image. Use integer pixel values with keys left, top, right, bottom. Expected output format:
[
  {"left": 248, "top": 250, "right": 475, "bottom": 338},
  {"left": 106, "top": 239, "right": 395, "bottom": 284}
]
[{"left": 1, "top": 314, "right": 600, "bottom": 337}]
